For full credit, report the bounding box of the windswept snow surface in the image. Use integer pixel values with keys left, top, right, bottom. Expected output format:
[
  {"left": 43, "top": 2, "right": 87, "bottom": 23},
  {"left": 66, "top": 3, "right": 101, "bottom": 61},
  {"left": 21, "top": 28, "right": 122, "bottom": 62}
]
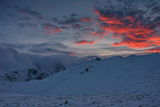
[{"left": 0, "top": 92, "right": 160, "bottom": 107}]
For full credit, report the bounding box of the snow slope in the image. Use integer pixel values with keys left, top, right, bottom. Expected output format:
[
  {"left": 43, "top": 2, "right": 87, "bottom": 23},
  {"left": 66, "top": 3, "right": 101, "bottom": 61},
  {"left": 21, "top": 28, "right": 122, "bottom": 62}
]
[
  {"left": 0, "top": 46, "right": 84, "bottom": 82},
  {"left": 0, "top": 46, "right": 34, "bottom": 73},
  {"left": 1, "top": 53, "right": 160, "bottom": 96}
]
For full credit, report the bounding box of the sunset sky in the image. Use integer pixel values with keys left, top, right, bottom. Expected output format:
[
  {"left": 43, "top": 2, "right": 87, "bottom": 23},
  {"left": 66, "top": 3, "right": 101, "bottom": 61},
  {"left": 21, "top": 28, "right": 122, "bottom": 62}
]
[{"left": 0, "top": 0, "right": 160, "bottom": 56}]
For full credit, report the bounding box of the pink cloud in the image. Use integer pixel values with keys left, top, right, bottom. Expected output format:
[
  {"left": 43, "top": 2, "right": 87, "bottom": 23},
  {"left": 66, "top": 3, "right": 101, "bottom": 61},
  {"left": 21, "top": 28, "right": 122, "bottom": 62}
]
[
  {"left": 94, "top": 9, "right": 160, "bottom": 51},
  {"left": 75, "top": 40, "right": 96, "bottom": 45},
  {"left": 44, "top": 26, "right": 62, "bottom": 35},
  {"left": 80, "top": 17, "right": 93, "bottom": 22}
]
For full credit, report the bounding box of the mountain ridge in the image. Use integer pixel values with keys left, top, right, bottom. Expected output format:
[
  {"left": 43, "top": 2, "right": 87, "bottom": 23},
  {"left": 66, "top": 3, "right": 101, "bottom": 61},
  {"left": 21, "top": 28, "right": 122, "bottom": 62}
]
[{"left": 1, "top": 53, "right": 160, "bottom": 96}]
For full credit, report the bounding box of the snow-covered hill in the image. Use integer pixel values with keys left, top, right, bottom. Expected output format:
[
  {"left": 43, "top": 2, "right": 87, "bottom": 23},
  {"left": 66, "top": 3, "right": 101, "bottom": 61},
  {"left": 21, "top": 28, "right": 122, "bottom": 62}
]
[
  {"left": 0, "top": 46, "right": 84, "bottom": 82},
  {"left": 0, "top": 46, "right": 34, "bottom": 73},
  {"left": 1, "top": 53, "right": 160, "bottom": 96}
]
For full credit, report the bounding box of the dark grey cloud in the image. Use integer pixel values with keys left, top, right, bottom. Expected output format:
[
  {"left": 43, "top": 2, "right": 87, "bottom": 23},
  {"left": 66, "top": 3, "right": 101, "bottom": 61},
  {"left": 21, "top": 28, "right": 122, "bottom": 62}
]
[
  {"left": 15, "top": 10, "right": 95, "bottom": 36},
  {"left": 31, "top": 42, "right": 68, "bottom": 49},
  {"left": 0, "top": 42, "right": 78, "bottom": 55},
  {"left": 70, "top": 13, "right": 78, "bottom": 17},
  {"left": 18, "top": 16, "right": 31, "bottom": 21},
  {"left": 52, "top": 15, "right": 78, "bottom": 25},
  {"left": 28, "top": 42, "right": 78, "bottom": 55},
  {"left": 18, "top": 22, "right": 37, "bottom": 28},
  {"left": 51, "top": 14, "right": 93, "bottom": 30},
  {"left": 29, "top": 47, "right": 76, "bottom": 55},
  {"left": 16, "top": 6, "right": 44, "bottom": 20},
  {"left": 55, "top": 16, "right": 92, "bottom": 25},
  {"left": 0, "top": 41, "right": 68, "bottom": 53},
  {"left": 71, "top": 24, "right": 81, "bottom": 30},
  {"left": 41, "top": 23, "right": 59, "bottom": 29}
]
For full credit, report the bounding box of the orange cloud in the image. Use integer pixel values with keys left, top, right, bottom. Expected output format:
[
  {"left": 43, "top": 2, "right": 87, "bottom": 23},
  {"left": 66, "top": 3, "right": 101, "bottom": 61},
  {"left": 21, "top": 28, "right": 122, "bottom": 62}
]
[
  {"left": 67, "top": 52, "right": 78, "bottom": 56},
  {"left": 80, "top": 17, "right": 92, "bottom": 22},
  {"left": 112, "top": 41, "right": 151, "bottom": 48},
  {"left": 94, "top": 9, "right": 160, "bottom": 51},
  {"left": 44, "top": 26, "right": 62, "bottom": 35},
  {"left": 75, "top": 40, "right": 96, "bottom": 45},
  {"left": 99, "top": 15, "right": 123, "bottom": 25}
]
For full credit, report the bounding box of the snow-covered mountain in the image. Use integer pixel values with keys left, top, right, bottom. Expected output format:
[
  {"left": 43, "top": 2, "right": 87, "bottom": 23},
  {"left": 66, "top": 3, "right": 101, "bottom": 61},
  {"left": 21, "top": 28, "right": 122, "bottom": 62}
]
[
  {"left": 0, "top": 46, "right": 84, "bottom": 82},
  {"left": 1, "top": 53, "right": 160, "bottom": 96}
]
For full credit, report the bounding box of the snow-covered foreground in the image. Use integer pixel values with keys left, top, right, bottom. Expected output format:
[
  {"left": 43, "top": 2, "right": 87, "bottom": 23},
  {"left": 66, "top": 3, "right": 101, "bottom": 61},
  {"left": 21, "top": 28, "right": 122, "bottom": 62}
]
[{"left": 0, "top": 92, "right": 160, "bottom": 107}]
